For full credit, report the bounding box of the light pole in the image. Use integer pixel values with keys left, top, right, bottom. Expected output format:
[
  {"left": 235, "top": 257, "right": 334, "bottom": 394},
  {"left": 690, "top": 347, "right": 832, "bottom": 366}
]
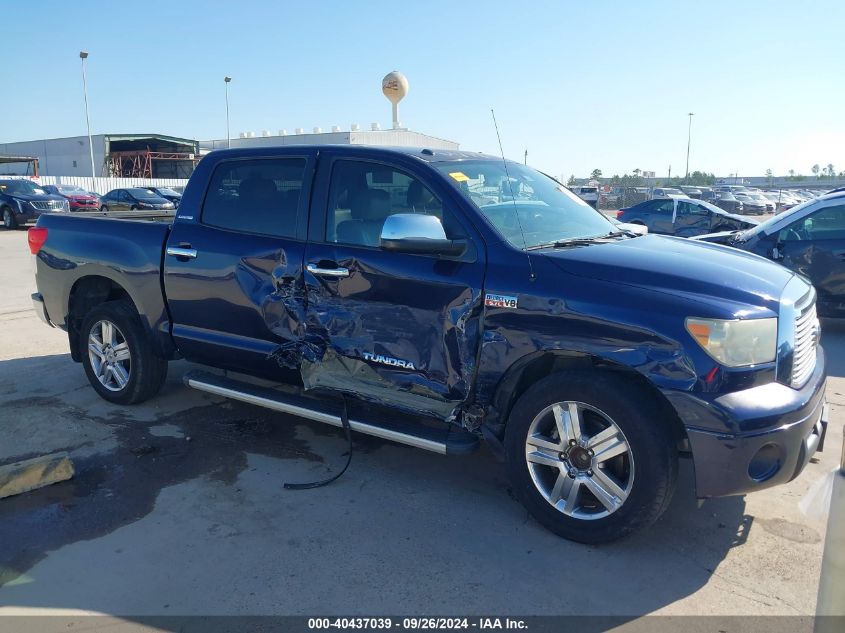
[
  {"left": 224, "top": 76, "right": 232, "bottom": 149},
  {"left": 79, "top": 51, "right": 96, "bottom": 186},
  {"left": 684, "top": 112, "right": 694, "bottom": 184}
]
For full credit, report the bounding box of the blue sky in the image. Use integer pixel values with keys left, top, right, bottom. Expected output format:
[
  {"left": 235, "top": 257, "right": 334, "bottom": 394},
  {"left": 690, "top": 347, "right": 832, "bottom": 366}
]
[{"left": 2, "top": 0, "right": 843, "bottom": 179}]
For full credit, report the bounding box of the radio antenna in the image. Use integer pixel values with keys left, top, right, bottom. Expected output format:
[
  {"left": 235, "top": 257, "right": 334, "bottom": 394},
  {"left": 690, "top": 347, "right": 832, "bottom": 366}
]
[{"left": 491, "top": 108, "right": 535, "bottom": 281}]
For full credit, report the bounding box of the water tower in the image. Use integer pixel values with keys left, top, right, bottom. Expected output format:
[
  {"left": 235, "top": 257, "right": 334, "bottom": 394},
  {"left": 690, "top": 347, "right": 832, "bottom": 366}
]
[{"left": 382, "top": 71, "right": 409, "bottom": 130}]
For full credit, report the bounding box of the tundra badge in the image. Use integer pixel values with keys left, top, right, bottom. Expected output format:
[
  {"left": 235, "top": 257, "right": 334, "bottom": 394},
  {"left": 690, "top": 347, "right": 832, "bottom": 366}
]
[{"left": 362, "top": 352, "right": 416, "bottom": 370}]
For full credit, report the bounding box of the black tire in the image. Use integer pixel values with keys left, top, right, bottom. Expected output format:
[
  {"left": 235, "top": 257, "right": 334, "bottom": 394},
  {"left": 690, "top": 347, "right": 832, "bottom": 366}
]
[
  {"left": 100, "top": 204, "right": 109, "bottom": 213},
  {"left": 505, "top": 371, "right": 678, "bottom": 544},
  {"left": 80, "top": 300, "right": 168, "bottom": 405},
  {"left": 2, "top": 207, "right": 17, "bottom": 230},
  {"left": 129, "top": 205, "right": 137, "bottom": 211}
]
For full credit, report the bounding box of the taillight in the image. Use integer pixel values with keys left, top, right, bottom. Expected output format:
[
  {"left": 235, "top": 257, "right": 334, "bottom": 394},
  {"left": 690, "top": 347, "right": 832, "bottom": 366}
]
[
  {"left": 28, "top": 227, "right": 48, "bottom": 255},
  {"left": 616, "top": 210, "right": 625, "bottom": 218}
]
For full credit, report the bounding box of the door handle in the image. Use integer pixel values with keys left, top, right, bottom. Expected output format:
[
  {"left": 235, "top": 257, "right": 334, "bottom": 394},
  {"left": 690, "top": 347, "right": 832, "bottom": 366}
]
[
  {"left": 166, "top": 246, "right": 198, "bottom": 260},
  {"left": 307, "top": 263, "right": 349, "bottom": 278}
]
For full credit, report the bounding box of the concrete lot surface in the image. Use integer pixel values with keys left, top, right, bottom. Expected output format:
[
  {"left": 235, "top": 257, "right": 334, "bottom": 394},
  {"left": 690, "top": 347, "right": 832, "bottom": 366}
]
[{"left": 0, "top": 228, "right": 842, "bottom": 619}]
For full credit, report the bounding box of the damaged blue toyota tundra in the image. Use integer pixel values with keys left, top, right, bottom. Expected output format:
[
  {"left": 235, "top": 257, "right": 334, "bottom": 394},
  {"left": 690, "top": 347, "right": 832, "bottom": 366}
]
[{"left": 29, "top": 146, "right": 828, "bottom": 543}]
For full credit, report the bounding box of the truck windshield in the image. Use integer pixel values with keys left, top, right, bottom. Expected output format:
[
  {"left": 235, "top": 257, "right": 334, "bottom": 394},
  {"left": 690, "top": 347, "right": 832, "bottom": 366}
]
[{"left": 433, "top": 160, "right": 615, "bottom": 249}]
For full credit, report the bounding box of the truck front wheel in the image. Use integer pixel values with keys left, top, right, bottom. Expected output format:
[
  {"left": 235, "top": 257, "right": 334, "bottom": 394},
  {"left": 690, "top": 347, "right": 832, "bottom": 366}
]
[
  {"left": 80, "top": 300, "right": 168, "bottom": 405},
  {"left": 505, "top": 371, "right": 678, "bottom": 544}
]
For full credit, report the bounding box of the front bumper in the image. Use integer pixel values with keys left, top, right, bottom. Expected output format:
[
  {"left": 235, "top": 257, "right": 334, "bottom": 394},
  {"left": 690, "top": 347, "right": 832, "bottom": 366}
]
[
  {"left": 670, "top": 346, "right": 827, "bottom": 497},
  {"left": 16, "top": 208, "right": 39, "bottom": 222}
]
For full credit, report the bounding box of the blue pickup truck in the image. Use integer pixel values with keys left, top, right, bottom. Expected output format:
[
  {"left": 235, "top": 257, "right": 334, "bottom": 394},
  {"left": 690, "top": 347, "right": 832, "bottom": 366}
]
[{"left": 29, "top": 146, "right": 828, "bottom": 543}]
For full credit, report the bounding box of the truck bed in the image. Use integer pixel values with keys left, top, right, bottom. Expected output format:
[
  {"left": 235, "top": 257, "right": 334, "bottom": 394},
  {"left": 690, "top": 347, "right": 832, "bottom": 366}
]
[{"left": 33, "top": 212, "right": 175, "bottom": 358}]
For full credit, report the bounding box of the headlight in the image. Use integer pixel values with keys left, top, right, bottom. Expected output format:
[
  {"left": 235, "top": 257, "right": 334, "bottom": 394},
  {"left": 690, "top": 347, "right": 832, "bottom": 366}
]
[{"left": 686, "top": 317, "right": 777, "bottom": 367}]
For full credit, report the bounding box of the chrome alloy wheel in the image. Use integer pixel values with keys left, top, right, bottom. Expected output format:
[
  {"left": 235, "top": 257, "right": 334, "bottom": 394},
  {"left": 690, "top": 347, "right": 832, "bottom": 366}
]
[
  {"left": 525, "top": 401, "right": 634, "bottom": 520},
  {"left": 87, "top": 320, "right": 131, "bottom": 392}
]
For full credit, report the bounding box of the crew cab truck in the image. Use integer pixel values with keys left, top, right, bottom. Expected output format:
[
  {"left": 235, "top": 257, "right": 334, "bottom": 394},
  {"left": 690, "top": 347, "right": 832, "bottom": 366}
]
[{"left": 30, "top": 146, "right": 828, "bottom": 543}]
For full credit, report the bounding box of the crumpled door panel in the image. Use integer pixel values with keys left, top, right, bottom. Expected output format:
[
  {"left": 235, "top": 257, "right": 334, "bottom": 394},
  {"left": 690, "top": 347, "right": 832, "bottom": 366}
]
[{"left": 269, "top": 252, "right": 484, "bottom": 422}]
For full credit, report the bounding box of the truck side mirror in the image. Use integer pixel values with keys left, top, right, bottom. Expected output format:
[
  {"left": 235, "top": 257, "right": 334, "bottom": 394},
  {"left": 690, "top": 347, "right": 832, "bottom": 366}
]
[{"left": 379, "top": 213, "right": 466, "bottom": 256}]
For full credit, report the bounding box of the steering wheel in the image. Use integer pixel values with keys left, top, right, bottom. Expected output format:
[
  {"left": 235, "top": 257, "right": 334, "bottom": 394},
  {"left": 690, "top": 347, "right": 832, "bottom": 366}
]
[{"left": 783, "top": 227, "right": 806, "bottom": 242}]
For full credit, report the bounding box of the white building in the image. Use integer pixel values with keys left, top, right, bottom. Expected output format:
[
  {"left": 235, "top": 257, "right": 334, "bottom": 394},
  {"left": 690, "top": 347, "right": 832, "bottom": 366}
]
[{"left": 200, "top": 127, "right": 459, "bottom": 152}]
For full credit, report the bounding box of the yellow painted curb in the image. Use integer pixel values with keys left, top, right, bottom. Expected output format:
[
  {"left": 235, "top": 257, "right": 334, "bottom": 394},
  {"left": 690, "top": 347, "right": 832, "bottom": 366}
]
[{"left": 0, "top": 452, "right": 75, "bottom": 499}]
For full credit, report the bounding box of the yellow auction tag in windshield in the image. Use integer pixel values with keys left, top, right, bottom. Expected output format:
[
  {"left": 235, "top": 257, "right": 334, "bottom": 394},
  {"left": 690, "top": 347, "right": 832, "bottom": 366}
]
[{"left": 449, "top": 171, "right": 470, "bottom": 182}]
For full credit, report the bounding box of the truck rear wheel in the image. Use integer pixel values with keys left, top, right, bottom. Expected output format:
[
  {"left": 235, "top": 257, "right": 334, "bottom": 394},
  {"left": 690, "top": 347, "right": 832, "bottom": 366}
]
[
  {"left": 505, "top": 371, "right": 678, "bottom": 543},
  {"left": 80, "top": 300, "right": 168, "bottom": 405}
]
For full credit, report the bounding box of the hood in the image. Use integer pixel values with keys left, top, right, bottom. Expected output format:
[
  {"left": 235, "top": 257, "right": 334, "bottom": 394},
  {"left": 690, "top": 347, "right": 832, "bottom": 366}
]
[
  {"left": 719, "top": 210, "right": 759, "bottom": 225},
  {"left": 136, "top": 196, "right": 171, "bottom": 206},
  {"left": 12, "top": 193, "right": 66, "bottom": 202},
  {"left": 67, "top": 193, "right": 98, "bottom": 200},
  {"left": 543, "top": 234, "right": 793, "bottom": 314}
]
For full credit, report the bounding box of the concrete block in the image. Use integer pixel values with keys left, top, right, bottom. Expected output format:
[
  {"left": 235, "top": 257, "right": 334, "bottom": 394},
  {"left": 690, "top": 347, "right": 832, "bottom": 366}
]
[{"left": 0, "top": 452, "right": 74, "bottom": 499}]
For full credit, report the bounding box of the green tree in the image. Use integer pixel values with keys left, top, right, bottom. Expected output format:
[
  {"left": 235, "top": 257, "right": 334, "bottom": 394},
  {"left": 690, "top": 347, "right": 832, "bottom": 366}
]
[
  {"left": 812, "top": 164, "right": 820, "bottom": 179},
  {"left": 827, "top": 164, "right": 835, "bottom": 179},
  {"left": 590, "top": 168, "right": 603, "bottom": 181},
  {"left": 788, "top": 169, "right": 795, "bottom": 180},
  {"left": 633, "top": 168, "right": 641, "bottom": 178},
  {"left": 765, "top": 169, "right": 773, "bottom": 186},
  {"left": 566, "top": 174, "right": 576, "bottom": 187}
]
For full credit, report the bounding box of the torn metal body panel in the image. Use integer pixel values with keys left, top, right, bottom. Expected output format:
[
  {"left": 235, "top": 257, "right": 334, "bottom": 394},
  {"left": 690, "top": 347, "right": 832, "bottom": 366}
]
[
  {"left": 299, "top": 250, "right": 485, "bottom": 421},
  {"left": 698, "top": 192, "right": 845, "bottom": 318}
]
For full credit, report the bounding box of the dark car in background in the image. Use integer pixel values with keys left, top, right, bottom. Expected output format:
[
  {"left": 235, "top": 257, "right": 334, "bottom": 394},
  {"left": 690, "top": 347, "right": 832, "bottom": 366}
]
[
  {"left": 617, "top": 196, "right": 759, "bottom": 238},
  {"left": 0, "top": 178, "right": 68, "bottom": 229},
  {"left": 678, "top": 185, "right": 703, "bottom": 199},
  {"left": 100, "top": 187, "right": 176, "bottom": 212},
  {"left": 143, "top": 186, "right": 182, "bottom": 208},
  {"left": 711, "top": 191, "right": 745, "bottom": 214},
  {"left": 696, "top": 192, "right": 845, "bottom": 317},
  {"left": 650, "top": 187, "right": 685, "bottom": 199},
  {"left": 42, "top": 184, "right": 101, "bottom": 212}
]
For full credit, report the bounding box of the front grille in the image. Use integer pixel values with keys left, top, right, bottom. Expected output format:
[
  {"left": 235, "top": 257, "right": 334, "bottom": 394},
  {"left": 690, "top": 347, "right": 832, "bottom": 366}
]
[
  {"left": 30, "top": 200, "right": 65, "bottom": 211},
  {"left": 791, "top": 297, "right": 819, "bottom": 388}
]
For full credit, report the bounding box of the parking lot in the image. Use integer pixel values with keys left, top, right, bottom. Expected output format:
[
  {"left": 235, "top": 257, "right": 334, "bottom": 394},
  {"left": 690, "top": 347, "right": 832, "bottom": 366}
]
[{"left": 0, "top": 227, "right": 843, "bottom": 617}]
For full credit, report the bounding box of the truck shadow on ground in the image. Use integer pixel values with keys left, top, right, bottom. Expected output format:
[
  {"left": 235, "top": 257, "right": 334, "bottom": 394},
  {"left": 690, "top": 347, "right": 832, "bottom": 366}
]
[{"left": 0, "top": 354, "right": 752, "bottom": 617}]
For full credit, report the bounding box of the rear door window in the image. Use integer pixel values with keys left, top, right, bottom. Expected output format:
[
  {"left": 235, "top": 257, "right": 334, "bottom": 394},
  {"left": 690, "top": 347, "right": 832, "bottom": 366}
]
[
  {"left": 653, "top": 200, "right": 674, "bottom": 214},
  {"left": 201, "top": 158, "right": 306, "bottom": 237}
]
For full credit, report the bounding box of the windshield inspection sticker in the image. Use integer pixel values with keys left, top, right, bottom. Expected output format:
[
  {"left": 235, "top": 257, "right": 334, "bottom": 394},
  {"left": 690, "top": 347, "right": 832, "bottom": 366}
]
[
  {"left": 485, "top": 293, "right": 518, "bottom": 309},
  {"left": 449, "top": 171, "right": 470, "bottom": 182}
]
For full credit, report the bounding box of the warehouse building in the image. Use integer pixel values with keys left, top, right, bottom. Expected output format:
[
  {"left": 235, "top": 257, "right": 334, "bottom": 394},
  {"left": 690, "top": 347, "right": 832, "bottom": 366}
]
[
  {"left": 0, "top": 133, "right": 199, "bottom": 178},
  {"left": 200, "top": 125, "right": 459, "bottom": 153}
]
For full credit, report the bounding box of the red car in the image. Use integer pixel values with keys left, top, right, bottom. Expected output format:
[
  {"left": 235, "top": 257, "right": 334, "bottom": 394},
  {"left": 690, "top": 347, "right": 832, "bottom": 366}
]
[{"left": 42, "top": 184, "right": 101, "bottom": 211}]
